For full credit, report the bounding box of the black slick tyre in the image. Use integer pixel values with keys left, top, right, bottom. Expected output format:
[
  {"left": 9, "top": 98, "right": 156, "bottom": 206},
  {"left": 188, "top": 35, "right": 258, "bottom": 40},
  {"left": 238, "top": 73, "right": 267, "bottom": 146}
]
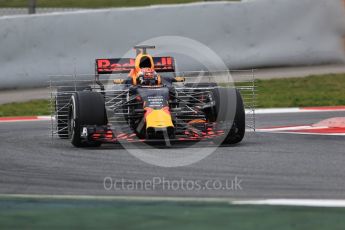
[{"left": 69, "top": 91, "right": 106, "bottom": 147}]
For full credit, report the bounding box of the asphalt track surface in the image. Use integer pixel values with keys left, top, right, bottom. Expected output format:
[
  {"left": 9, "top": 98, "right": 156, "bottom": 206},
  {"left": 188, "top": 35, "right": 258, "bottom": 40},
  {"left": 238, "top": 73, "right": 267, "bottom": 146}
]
[{"left": 0, "top": 111, "right": 344, "bottom": 199}]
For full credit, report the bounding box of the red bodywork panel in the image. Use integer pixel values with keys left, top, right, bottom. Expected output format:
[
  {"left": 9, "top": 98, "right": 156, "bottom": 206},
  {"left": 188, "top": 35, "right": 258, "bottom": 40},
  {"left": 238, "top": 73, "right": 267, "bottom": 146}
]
[{"left": 96, "top": 57, "right": 175, "bottom": 74}]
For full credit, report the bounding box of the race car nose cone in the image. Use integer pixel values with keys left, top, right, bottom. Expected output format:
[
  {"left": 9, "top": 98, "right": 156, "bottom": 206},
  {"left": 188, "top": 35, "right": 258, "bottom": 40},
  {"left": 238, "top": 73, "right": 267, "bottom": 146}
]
[
  {"left": 145, "top": 109, "right": 174, "bottom": 129},
  {"left": 146, "top": 127, "right": 175, "bottom": 139}
]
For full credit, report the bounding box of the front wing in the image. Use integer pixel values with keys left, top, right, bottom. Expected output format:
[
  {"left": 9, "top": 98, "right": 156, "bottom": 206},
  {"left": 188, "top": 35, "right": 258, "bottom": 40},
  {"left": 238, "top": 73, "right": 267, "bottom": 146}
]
[{"left": 79, "top": 123, "right": 228, "bottom": 144}]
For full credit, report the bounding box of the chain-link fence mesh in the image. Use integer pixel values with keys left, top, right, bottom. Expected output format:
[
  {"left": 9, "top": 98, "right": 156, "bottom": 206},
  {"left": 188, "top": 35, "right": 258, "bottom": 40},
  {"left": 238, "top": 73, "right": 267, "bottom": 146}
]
[
  {"left": 0, "top": 8, "right": 84, "bottom": 16},
  {"left": 0, "top": 0, "right": 82, "bottom": 15}
]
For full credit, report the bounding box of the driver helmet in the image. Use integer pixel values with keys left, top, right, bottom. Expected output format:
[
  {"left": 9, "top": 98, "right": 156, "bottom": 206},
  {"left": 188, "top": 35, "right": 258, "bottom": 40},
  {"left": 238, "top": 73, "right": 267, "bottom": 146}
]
[{"left": 137, "top": 68, "right": 160, "bottom": 86}]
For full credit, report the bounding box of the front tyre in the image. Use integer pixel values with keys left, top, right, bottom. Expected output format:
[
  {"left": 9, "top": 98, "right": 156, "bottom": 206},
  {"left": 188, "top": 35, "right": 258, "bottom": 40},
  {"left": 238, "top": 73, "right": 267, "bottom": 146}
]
[
  {"left": 211, "top": 88, "right": 245, "bottom": 145},
  {"left": 222, "top": 89, "right": 245, "bottom": 144},
  {"left": 69, "top": 91, "right": 106, "bottom": 147},
  {"left": 56, "top": 86, "right": 90, "bottom": 139}
]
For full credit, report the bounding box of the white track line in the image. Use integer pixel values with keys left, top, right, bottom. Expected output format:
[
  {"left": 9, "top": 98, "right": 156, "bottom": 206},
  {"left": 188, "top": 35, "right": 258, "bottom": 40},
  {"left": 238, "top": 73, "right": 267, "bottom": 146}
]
[
  {"left": 0, "top": 116, "right": 52, "bottom": 123},
  {"left": 37, "top": 116, "right": 52, "bottom": 120},
  {"left": 233, "top": 199, "right": 345, "bottom": 207},
  {"left": 2, "top": 194, "right": 345, "bottom": 207},
  {"left": 252, "top": 108, "right": 300, "bottom": 114},
  {"left": 251, "top": 107, "right": 345, "bottom": 114},
  {"left": 256, "top": 125, "right": 311, "bottom": 132}
]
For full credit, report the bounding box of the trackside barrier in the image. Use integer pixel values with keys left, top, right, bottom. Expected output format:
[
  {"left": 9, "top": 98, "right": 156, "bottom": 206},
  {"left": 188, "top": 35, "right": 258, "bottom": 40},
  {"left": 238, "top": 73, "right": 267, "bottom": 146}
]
[{"left": 1, "top": 0, "right": 345, "bottom": 89}]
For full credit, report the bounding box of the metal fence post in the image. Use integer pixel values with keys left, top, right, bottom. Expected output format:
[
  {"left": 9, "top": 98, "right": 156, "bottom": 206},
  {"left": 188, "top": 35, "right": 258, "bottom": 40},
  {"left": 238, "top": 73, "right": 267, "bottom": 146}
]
[{"left": 28, "top": 0, "right": 36, "bottom": 14}]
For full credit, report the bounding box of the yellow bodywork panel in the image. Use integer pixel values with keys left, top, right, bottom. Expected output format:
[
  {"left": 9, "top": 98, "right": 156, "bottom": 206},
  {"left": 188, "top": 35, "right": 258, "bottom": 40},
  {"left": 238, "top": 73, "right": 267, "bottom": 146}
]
[{"left": 145, "top": 109, "right": 174, "bottom": 129}]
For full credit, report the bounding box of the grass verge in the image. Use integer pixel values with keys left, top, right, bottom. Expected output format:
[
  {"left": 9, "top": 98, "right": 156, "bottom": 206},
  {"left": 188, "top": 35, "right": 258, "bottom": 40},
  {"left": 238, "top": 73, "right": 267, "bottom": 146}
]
[
  {"left": 1, "top": 198, "right": 345, "bottom": 230},
  {"left": 0, "top": 0, "right": 237, "bottom": 8},
  {"left": 0, "top": 73, "right": 344, "bottom": 117},
  {"left": 255, "top": 73, "right": 345, "bottom": 108},
  {"left": 0, "top": 99, "right": 49, "bottom": 117}
]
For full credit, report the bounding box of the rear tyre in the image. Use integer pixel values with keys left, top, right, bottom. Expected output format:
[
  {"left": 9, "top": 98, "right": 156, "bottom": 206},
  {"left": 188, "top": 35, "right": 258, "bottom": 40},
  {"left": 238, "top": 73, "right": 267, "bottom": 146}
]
[
  {"left": 56, "top": 86, "right": 90, "bottom": 139},
  {"left": 69, "top": 91, "right": 106, "bottom": 147},
  {"left": 210, "top": 88, "right": 245, "bottom": 145}
]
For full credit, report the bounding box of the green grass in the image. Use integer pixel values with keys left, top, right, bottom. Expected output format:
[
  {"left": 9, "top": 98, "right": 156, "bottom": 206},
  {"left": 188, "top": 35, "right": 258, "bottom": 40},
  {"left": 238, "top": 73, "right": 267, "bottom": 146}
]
[
  {"left": 0, "top": 99, "right": 49, "bottom": 117},
  {"left": 1, "top": 198, "right": 345, "bottom": 230},
  {"left": 0, "top": 74, "right": 344, "bottom": 117},
  {"left": 0, "top": 0, "right": 237, "bottom": 8},
  {"left": 255, "top": 73, "right": 345, "bottom": 108}
]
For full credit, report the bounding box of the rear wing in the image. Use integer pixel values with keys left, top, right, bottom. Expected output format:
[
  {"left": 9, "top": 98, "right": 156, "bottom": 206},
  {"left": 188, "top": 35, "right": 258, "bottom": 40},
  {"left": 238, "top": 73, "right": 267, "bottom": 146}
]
[{"left": 96, "top": 57, "right": 175, "bottom": 75}]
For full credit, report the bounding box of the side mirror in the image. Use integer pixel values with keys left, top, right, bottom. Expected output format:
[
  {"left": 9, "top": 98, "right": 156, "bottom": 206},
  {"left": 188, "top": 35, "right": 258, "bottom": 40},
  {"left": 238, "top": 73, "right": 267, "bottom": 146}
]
[
  {"left": 175, "top": 77, "right": 185, "bottom": 82},
  {"left": 113, "top": 79, "right": 125, "bottom": 84}
]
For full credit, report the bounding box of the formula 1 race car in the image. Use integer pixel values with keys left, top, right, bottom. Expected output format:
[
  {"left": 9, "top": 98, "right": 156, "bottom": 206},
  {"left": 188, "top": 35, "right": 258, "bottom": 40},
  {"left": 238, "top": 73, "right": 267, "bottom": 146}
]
[{"left": 54, "top": 46, "right": 245, "bottom": 147}]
